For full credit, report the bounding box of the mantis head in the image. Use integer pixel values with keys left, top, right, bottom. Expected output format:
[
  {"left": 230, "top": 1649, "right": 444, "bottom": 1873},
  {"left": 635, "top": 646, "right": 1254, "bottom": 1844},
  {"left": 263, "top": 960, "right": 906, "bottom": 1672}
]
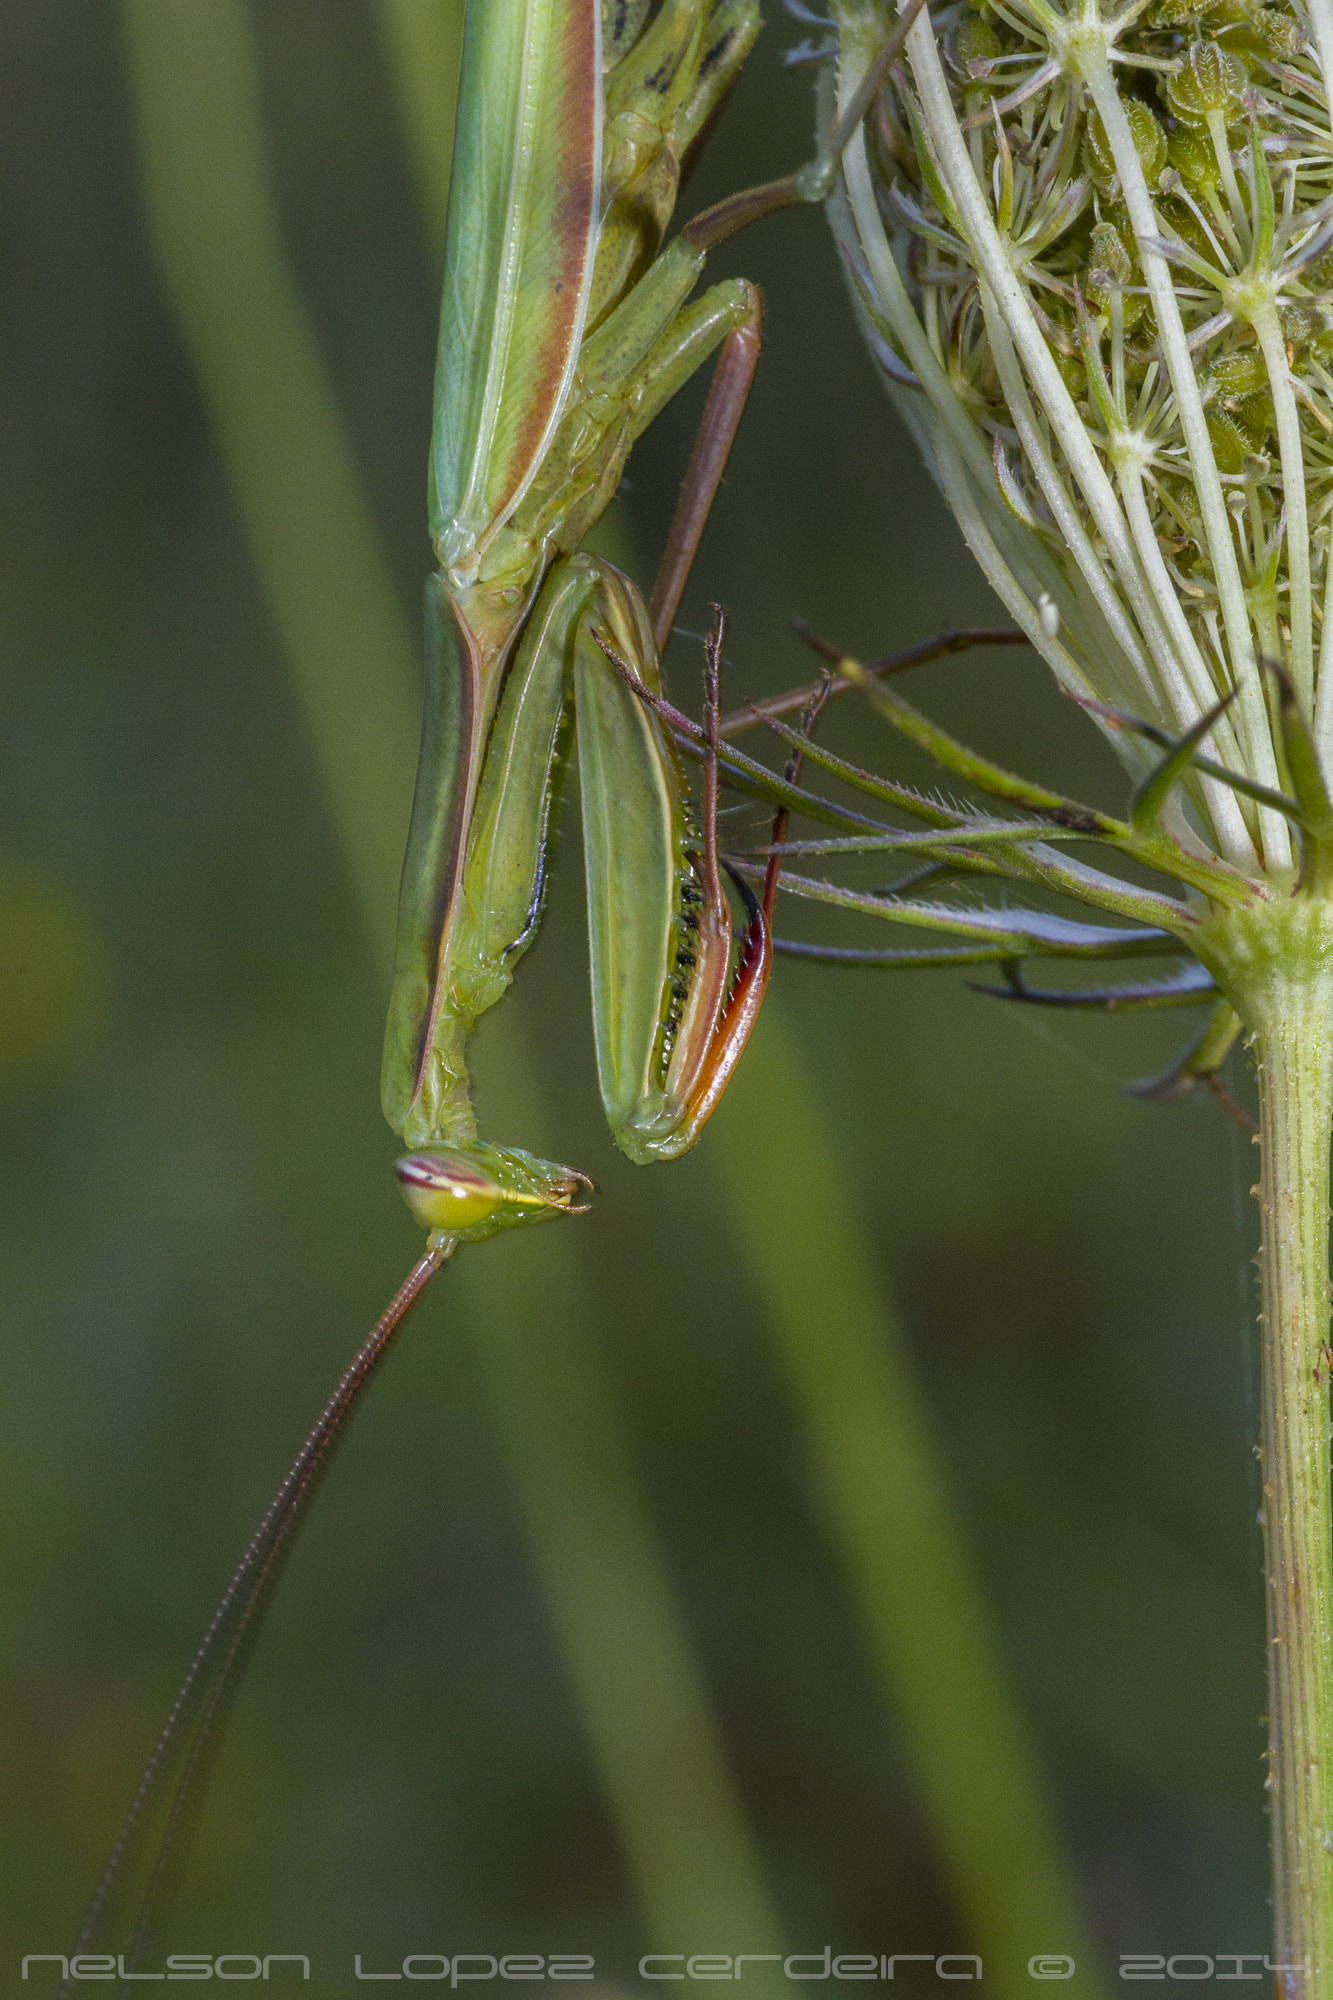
[{"left": 395, "top": 1144, "right": 594, "bottom": 1249}]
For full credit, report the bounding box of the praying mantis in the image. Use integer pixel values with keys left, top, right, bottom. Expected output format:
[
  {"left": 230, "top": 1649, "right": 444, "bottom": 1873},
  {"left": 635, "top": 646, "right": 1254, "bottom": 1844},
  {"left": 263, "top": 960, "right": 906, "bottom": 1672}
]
[{"left": 72, "top": 0, "right": 909, "bottom": 1971}]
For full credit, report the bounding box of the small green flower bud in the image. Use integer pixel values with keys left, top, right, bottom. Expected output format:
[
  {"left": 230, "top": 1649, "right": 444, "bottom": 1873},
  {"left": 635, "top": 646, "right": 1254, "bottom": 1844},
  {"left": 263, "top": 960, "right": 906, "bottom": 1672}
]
[
  {"left": 948, "top": 12, "right": 1002, "bottom": 82},
  {"left": 1083, "top": 115, "right": 1114, "bottom": 187},
  {"left": 1090, "top": 220, "right": 1134, "bottom": 285},
  {"left": 1158, "top": 475, "right": 1205, "bottom": 546},
  {"left": 1083, "top": 221, "right": 1134, "bottom": 308},
  {"left": 1151, "top": 0, "right": 1252, "bottom": 26},
  {"left": 1233, "top": 391, "right": 1276, "bottom": 443},
  {"left": 1257, "top": 7, "right": 1304, "bottom": 54},
  {"left": 1206, "top": 406, "right": 1255, "bottom": 473},
  {"left": 1164, "top": 42, "right": 1248, "bottom": 127},
  {"left": 1084, "top": 99, "right": 1167, "bottom": 195},
  {"left": 1152, "top": 0, "right": 1213, "bottom": 23},
  {"left": 1207, "top": 349, "right": 1269, "bottom": 396},
  {"left": 1165, "top": 126, "right": 1221, "bottom": 194}
]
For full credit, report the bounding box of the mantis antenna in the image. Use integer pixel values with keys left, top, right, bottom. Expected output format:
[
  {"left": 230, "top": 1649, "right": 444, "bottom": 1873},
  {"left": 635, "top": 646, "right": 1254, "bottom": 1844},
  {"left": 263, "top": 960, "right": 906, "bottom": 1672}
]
[{"left": 66, "top": 1248, "right": 449, "bottom": 1987}]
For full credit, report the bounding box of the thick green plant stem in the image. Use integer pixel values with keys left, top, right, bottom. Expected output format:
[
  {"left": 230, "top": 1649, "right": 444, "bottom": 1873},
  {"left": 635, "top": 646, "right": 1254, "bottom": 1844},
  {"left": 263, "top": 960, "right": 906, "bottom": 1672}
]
[{"left": 1253, "top": 976, "right": 1333, "bottom": 1994}]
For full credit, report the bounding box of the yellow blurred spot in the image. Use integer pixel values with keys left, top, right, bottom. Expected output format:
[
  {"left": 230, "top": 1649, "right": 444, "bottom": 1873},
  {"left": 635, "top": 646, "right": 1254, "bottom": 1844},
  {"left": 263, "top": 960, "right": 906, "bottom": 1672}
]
[
  {"left": 395, "top": 1151, "right": 507, "bottom": 1234},
  {"left": 0, "top": 857, "right": 99, "bottom": 1090}
]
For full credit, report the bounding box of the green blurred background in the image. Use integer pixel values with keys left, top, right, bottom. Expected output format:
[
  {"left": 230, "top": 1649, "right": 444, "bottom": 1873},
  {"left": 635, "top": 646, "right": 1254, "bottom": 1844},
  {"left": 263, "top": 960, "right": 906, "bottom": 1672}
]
[{"left": 0, "top": 2, "right": 1273, "bottom": 1990}]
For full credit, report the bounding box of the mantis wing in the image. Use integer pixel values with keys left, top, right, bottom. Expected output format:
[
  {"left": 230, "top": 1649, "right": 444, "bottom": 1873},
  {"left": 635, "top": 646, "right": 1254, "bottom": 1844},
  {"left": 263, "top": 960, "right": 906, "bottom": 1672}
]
[{"left": 431, "top": 0, "right": 601, "bottom": 588}]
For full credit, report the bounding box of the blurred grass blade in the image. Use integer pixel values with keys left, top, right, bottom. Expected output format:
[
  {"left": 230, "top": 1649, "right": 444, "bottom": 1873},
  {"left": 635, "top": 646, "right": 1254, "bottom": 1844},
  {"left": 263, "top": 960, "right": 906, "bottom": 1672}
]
[
  {"left": 711, "top": 996, "right": 1108, "bottom": 2000},
  {"left": 0, "top": 859, "right": 99, "bottom": 1090},
  {"left": 120, "top": 0, "right": 421, "bottom": 974},
  {"left": 376, "top": 0, "right": 466, "bottom": 267},
  {"left": 458, "top": 1009, "right": 786, "bottom": 1968}
]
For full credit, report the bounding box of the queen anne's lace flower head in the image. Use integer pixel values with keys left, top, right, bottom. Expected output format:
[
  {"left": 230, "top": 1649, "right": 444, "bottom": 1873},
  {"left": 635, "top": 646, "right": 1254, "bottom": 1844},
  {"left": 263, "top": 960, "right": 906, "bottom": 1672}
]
[{"left": 828, "top": 0, "right": 1333, "bottom": 874}]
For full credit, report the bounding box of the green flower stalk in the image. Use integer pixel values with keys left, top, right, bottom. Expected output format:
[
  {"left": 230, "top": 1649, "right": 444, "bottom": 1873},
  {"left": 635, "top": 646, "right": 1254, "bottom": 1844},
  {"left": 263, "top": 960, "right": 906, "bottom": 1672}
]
[{"left": 799, "top": 0, "right": 1333, "bottom": 1979}]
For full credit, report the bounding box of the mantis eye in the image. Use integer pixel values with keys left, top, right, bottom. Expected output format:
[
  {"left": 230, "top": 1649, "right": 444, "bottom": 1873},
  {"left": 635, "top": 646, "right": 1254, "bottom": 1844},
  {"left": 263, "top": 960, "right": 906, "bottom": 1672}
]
[{"left": 395, "top": 1152, "right": 508, "bottom": 1233}]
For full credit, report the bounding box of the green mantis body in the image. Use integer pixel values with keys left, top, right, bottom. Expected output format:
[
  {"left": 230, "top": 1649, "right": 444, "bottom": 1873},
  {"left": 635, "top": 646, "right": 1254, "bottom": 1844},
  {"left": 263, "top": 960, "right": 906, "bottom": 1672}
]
[{"left": 384, "top": 0, "right": 773, "bottom": 1246}]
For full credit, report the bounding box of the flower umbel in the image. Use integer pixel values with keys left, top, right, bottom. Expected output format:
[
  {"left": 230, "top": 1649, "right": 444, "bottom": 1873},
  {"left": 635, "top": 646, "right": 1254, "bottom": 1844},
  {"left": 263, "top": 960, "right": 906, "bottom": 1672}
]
[{"left": 826, "top": 0, "right": 1333, "bottom": 881}]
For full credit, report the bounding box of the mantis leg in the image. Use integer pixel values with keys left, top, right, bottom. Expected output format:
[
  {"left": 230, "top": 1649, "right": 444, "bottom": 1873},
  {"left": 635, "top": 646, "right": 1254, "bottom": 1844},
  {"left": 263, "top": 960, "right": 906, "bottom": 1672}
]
[
  {"left": 497, "top": 273, "right": 774, "bottom": 1165},
  {"left": 390, "top": 559, "right": 603, "bottom": 1235},
  {"left": 649, "top": 290, "right": 763, "bottom": 651},
  {"left": 578, "top": 592, "right": 772, "bottom": 1166}
]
